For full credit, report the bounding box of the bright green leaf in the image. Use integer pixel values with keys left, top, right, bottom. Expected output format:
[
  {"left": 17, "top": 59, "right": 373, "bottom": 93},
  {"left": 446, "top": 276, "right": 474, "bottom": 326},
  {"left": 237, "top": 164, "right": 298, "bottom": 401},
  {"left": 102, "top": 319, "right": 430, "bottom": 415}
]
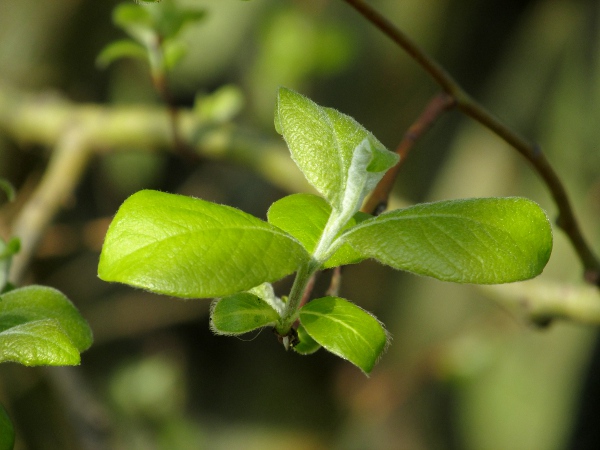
[
  {"left": 275, "top": 88, "right": 398, "bottom": 214},
  {"left": 96, "top": 39, "right": 147, "bottom": 68},
  {"left": 267, "top": 193, "right": 368, "bottom": 268},
  {"left": 0, "top": 286, "right": 93, "bottom": 355},
  {"left": 98, "top": 190, "right": 310, "bottom": 298},
  {"left": 299, "top": 296, "right": 388, "bottom": 374},
  {"left": 0, "top": 320, "right": 81, "bottom": 366},
  {"left": 342, "top": 197, "right": 553, "bottom": 284},
  {"left": 293, "top": 324, "right": 320, "bottom": 355},
  {"left": 0, "top": 403, "right": 14, "bottom": 450},
  {"left": 210, "top": 292, "right": 279, "bottom": 335}
]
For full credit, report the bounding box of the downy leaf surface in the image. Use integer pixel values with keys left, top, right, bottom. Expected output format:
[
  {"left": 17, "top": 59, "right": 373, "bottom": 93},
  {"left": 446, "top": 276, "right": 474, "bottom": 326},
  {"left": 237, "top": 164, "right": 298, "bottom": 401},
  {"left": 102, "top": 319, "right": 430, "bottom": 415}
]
[
  {"left": 341, "top": 197, "right": 552, "bottom": 284},
  {"left": 98, "top": 190, "right": 310, "bottom": 298},
  {"left": 0, "top": 286, "right": 93, "bottom": 366},
  {"left": 275, "top": 88, "right": 398, "bottom": 214},
  {"left": 299, "top": 296, "right": 388, "bottom": 374},
  {"left": 210, "top": 292, "right": 279, "bottom": 335},
  {"left": 267, "top": 193, "right": 369, "bottom": 268}
]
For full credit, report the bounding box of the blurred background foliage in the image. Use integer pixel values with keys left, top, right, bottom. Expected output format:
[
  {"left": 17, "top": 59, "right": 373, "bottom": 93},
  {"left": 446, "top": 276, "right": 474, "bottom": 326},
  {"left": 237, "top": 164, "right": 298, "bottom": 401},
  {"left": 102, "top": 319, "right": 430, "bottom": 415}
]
[{"left": 0, "top": 0, "right": 599, "bottom": 449}]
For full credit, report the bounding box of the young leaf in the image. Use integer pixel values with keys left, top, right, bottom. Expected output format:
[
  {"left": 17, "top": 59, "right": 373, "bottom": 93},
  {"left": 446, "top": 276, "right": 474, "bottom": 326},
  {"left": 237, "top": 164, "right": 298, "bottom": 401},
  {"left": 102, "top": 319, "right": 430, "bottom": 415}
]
[
  {"left": 0, "top": 403, "right": 14, "bottom": 450},
  {"left": 0, "top": 286, "right": 93, "bottom": 366},
  {"left": 293, "top": 323, "right": 321, "bottom": 355},
  {"left": 275, "top": 88, "right": 398, "bottom": 214},
  {"left": 299, "top": 296, "right": 388, "bottom": 374},
  {"left": 98, "top": 190, "right": 310, "bottom": 298},
  {"left": 267, "top": 193, "right": 369, "bottom": 268},
  {"left": 342, "top": 197, "right": 553, "bottom": 284},
  {"left": 96, "top": 39, "right": 147, "bottom": 68},
  {"left": 210, "top": 292, "right": 279, "bottom": 335}
]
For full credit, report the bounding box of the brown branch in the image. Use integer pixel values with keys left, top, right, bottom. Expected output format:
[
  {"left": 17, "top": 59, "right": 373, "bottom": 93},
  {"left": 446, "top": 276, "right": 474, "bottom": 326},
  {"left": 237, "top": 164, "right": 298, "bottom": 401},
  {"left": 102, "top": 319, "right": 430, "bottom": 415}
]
[
  {"left": 363, "top": 93, "right": 455, "bottom": 215},
  {"left": 343, "top": 0, "right": 600, "bottom": 284}
]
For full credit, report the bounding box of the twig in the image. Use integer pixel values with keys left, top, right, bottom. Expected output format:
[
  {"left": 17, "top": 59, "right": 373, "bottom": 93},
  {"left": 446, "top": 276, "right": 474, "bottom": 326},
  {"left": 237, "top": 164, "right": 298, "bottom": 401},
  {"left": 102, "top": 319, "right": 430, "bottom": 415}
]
[
  {"left": 363, "top": 93, "right": 455, "bottom": 215},
  {"left": 342, "top": 0, "right": 600, "bottom": 284},
  {"left": 9, "top": 128, "right": 92, "bottom": 284}
]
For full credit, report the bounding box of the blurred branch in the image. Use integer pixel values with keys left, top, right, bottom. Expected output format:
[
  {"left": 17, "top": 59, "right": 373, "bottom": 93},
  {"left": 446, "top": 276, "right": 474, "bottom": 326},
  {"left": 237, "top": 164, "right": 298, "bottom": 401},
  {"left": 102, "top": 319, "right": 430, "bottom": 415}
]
[
  {"left": 0, "top": 85, "right": 310, "bottom": 194},
  {"left": 364, "top": 92, "right": 455, "bottom": 215},
  {"left": 343, "top": 0, "right": 600, "bottom": 285},
  {"left": 9, "top": 128, "right": 91, "bottom": 283},
  {"left": 482, "top": 281, "right": 600, "bottom": 326}
]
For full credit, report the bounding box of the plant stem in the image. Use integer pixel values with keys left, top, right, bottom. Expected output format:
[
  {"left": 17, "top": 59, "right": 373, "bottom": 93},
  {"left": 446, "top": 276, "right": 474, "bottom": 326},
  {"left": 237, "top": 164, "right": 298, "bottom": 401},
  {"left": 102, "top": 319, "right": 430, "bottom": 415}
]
[
  {"left": 9, "top": 128, "right": 92, "bottom": 283},
  {"left": 343, "top": 0, "right": 600, "bottom": 284}
]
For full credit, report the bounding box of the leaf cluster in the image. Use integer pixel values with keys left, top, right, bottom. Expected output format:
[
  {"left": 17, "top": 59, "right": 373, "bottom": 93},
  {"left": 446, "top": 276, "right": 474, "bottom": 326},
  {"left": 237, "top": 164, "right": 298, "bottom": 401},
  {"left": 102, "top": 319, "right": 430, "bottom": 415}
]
[
  {"left": 97, "top": 0, "right": 205, "bottom": 74},
  {"left": 98, "top": 88, "right": 553, "bottom": 374}
]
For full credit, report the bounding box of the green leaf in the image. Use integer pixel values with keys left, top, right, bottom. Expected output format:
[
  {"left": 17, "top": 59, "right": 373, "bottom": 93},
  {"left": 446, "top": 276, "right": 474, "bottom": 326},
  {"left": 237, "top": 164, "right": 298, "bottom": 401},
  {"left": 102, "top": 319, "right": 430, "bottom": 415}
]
[
  {"left": 293, "top": 324, "right": 321, "bottom": 355},
  {"left": 98, "top": 190, "right": 310, "bottom": 298},
  {"left": 299, "top": 296, "right": 388, "bottom": 374},
  {"left": 114, "top": 4, "right": 153, "bottom": 30},
  {"left": 267, "top": 193, "right": 368, "bottom": 268},
  {"left": 152, "top": 6, "right": 206, "bottom": 41},
  {"left": 0, "top": 403, "right": 14, "bottom": 450},
  {"left": 342, "top": 197, "right": 553, "bottom": 284},
  {"left": 275, "top": 88, "right": 398, "bottom": 214},
  {"left": 0, "top": 178, "right": 15, "bottom": 203},
  {"left": 96, "top": 39, "right": 148, "bottom": 68},
  {"left": 210, "top": 292, "right": 279, "bottom": 335},
  {"left": 0, "top": 286, "right": 93, "bottom": 366}
]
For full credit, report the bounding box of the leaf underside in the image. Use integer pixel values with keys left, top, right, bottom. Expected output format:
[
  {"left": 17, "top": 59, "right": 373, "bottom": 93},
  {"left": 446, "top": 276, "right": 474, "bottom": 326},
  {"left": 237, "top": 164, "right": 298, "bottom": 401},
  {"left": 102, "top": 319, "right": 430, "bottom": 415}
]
[
  {"left": 299, "top": 296, "right": 388, "bottom": 374},
  {"left": 210, "top": 292, "right": 279, "bottom": 335},
  {"left": 0, "top": 286, "right": 93, "bottom": 366}
]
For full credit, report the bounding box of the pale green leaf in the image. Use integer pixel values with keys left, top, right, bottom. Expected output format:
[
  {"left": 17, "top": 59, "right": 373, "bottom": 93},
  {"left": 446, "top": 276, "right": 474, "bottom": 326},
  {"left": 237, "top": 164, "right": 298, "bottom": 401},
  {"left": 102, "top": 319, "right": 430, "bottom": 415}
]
[
  {"left": 267, "top": 193, "right": 369, "bottom": 268},
  {"left": 299, "top": 296, "right": 388, "bottom": 374},
  {"left": 342, "top": 197, "right": 553, "bottom": 284},
  {"left": 96, "top": 39, "right": 147, "bottom": 68},
  {"left": 98, "top": 190, "right": 310, "bottom": 298},
  {"left": 0, "top": 403, "right": 14, "bottom": 450},
  {"left": 275, "top": 88, "right": 398, "bottom": 213},
  {"left": 0, "top": 286, "right": 93, "bottom": 356},
  {"left": 293, "top": 324, "right": 321, "bottom": 355},
  {"left": 0, "top": 178, "right": 15, "bottom": 203},
  {"left": 0, "top": 320, "right": 81, "bottom": 366},
  {"left": 210, "top": 292, "right": 279, "bottom": 335}
]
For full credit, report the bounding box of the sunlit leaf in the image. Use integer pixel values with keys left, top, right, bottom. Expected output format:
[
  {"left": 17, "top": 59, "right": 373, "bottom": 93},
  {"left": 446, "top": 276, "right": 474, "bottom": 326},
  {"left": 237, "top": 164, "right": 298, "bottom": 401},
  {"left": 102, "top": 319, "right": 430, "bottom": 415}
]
[
  {"left": 267, "top": 193, "right": 368, "bottom": 268},
  {"left": 293, "top": 323, "right": 321, "bottom": 355},
  {"left": 0, "top": 286, "right": 93, "bottom": 366},
  {"left": 98, "top": 190, "right": 310, "bottom": 298},
  {"left": 210, "top": 292, "right": 279, "bottom": 335},
  {"left": 299, "top": 296, "right": 388, "bottom": 374},
  {"left": 275, "top": 88, "right": 398, "bottom": 214},
  {"left": 96, "top": 39, "right": 147, "bottom": 68},
  {"left": 342, "top": 197, "right": 553, "bottom": 284}
]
